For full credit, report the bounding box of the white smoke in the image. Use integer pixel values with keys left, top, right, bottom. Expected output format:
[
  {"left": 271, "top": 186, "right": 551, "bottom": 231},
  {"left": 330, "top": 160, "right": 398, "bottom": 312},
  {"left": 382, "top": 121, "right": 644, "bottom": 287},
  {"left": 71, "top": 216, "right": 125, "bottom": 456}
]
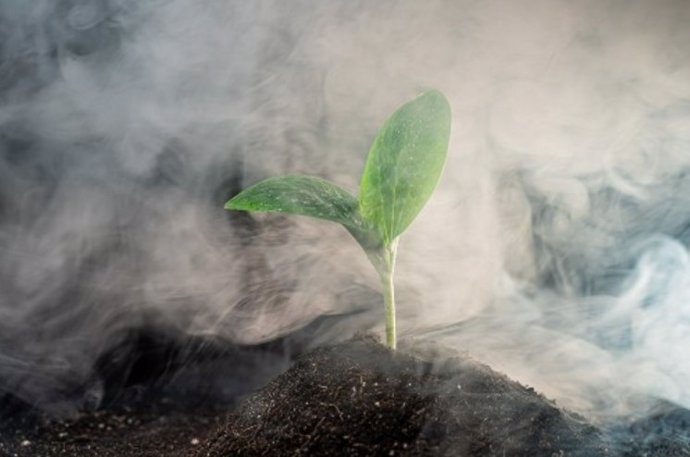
[{"left": 1, "top": 0, "right": 690, "bottom": 426}]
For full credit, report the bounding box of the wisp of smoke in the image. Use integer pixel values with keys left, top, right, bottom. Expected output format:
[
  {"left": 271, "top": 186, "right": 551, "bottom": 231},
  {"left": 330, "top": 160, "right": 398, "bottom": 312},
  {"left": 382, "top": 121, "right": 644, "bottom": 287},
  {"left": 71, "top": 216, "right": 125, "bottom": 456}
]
[{"left": 1, "top": 1, "right": 690, "bottom": 443}]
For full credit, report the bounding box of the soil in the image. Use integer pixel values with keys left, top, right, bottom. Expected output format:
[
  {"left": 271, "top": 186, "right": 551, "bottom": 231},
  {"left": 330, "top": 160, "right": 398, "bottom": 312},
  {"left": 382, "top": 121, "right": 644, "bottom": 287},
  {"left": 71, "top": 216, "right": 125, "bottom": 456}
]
[
  {"left": 0, "top": 324, "right": 297, "bottom": 457},
  {"left": 197, "top": 336, "right": 607, "bottom": 457},
  {"left": 0, "top": 400, "right": 221, "bottom": 457},
  {"left": 1, "top": 332, "right": 689, "bottom": 456}
]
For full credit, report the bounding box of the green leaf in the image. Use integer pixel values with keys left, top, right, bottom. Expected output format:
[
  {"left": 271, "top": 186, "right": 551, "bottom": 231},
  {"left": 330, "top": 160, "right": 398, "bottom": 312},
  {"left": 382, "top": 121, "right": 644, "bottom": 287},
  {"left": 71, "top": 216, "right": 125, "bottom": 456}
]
[
  {"left": 225, "top": 175, "right": 361, "bottom": 228},
  {"left": 359, "top": 90, "right": 451, "bottom": 243}
]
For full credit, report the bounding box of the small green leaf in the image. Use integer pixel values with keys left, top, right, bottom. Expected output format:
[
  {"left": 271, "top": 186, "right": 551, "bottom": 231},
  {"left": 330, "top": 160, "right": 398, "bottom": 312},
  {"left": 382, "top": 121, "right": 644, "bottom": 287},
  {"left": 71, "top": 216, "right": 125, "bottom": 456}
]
[
  {"left": 359, "top": 90, "right": 451, "bottom": 243},
  {"left": 225, "top": 175, "right": 361, "bottom": 228}
]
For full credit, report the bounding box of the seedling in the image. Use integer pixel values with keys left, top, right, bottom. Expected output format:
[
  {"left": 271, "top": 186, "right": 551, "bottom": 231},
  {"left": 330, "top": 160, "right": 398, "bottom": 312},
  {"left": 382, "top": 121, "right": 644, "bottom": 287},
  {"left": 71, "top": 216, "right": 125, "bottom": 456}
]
[{"left": 225, "top": 90, "right": 451, "bottom": 349}]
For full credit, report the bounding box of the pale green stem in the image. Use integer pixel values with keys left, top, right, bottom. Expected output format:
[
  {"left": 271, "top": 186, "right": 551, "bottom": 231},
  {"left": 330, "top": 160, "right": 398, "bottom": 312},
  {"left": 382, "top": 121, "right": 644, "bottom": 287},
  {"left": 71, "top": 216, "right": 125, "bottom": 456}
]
[{"left": 380, "top": 239, "right": 398, "bottom": 350}]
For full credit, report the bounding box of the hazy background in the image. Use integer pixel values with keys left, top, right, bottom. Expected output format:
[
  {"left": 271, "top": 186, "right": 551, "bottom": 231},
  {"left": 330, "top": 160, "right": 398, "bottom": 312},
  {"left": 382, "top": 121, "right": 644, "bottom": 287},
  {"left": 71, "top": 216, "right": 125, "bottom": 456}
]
[{"left": 1, "top": 0, "right": 689, "bottom": 425}]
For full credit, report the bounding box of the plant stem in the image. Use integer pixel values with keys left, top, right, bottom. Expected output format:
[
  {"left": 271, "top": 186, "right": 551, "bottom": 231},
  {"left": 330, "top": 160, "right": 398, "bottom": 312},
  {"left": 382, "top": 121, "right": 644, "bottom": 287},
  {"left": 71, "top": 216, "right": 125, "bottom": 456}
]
[{"left": 380, "top": 239, "right": 398, "bottom": 350}]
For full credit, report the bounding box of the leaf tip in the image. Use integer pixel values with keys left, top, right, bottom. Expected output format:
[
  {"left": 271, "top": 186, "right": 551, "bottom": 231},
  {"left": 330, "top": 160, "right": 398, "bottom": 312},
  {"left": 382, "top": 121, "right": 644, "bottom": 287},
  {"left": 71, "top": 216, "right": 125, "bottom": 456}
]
[
  {"left": 224, "top": 196, "right": 240, "bottom": 211},
  {"left": 419, "top": 89, "right": 451, "bottom": 115}
]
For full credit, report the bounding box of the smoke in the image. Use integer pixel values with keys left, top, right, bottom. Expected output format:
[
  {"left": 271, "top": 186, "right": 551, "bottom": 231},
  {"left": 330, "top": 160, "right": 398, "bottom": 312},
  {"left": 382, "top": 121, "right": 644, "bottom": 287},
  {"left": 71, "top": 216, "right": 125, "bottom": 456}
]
[{"left": 1, "top": 0, "right": 689, "bottom": 435}]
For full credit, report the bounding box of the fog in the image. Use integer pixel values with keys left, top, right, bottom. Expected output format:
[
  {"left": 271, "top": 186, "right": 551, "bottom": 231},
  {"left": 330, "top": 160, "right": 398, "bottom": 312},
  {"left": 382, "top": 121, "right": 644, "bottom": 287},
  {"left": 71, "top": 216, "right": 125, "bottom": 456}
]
[{"left": 1, "top": 0, "right": 689, "bottom": 429}]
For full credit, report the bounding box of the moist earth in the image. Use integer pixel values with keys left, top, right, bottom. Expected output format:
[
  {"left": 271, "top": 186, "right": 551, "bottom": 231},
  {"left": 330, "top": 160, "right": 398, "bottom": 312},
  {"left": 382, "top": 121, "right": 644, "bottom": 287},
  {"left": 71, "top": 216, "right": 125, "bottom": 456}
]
[
  {"left": 1, "top": 334, "right": 689, "bottom": 456},
  {"left": 197, "top": 336, "right": 607, "bottom": 457}
]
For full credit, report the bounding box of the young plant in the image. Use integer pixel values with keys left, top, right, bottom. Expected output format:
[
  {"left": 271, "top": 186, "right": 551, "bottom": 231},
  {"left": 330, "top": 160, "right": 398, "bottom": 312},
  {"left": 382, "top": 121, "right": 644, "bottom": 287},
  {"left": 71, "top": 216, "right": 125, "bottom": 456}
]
[{"left": 225, "top": 90, "right": 451, "bottom": 350}]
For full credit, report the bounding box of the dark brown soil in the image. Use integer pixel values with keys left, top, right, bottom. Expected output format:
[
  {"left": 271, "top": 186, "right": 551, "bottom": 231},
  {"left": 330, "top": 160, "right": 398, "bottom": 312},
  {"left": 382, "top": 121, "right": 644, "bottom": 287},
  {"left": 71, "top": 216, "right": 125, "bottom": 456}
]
[
  {"left": 0, "top": 324, "right": 296, "bottom": 457},
  {"left": 2, "top": 333, "right": 689, "bottom": 456},
  {"left": 0, "top": 403, "right": 221, "bottom": 457},
  {"left": 197, "top": 336, "right": 608, "bottom": 457}
]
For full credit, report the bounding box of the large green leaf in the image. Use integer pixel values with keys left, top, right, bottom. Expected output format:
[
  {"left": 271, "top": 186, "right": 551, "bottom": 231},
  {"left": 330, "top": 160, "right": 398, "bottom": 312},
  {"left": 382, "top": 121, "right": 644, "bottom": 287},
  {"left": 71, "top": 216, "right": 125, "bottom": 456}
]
[
  {"left": 359, "top": 90, "right": 451, "bottom": 243},
  {"left": 225, "top": 175, "right": 361, "bottom": 228}
]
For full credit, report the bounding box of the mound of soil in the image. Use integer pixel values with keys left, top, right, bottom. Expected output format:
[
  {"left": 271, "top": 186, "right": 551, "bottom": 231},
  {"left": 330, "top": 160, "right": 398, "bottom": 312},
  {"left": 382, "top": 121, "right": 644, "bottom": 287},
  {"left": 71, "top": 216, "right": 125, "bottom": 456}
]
[
  {"left": 198, "top": 336, "right": 608, "bottom": 457},
  {"left": 2, "top": 332, "right": 689, "bottom": 456}
]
